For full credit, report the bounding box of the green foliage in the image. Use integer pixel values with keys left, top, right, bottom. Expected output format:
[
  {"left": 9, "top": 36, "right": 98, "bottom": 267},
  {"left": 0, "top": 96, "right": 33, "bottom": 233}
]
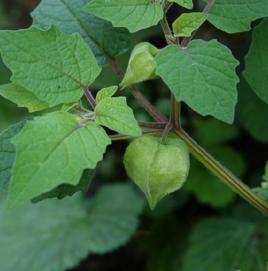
[
  {"left": 237, "top": 79, "right": 268, "bottom": 143},
  {"left": 96, "top": 86, "right": 118, "bottom": 103},
  {"left": 124, "top": 135, "right": 190, "bottom": 209},
  {"left": 244, "top": 19, "right": 268, "bottom": 104},
  {"left": 0, "top": 183, "right": 144, "bottom": 271},
  {"left": 182, "top": 218, "right": 268, "bottom": 271},
  {"left": 31, "top": 0, "right": 131, "bottom": 65},
  {"left": 0, "top": 83, "right": 48, "bottom": 112},
  {"left": 155, "top": 40, "right": 239, "bottom": 123},
  {"left": 207, "top": 0, "right": 268, "bottom": 33},
  {"left": 95, "top": 96, "right": 142, "bottom": 136},
  {"left": 0, "top": 26, "right": 101, "bottom": 106},
  {"left": 0, "top": 122, "right": 24, "bottom": 193},
  {"left": 172, "top": 12, "right": 207, "bottom": 37},
  {"left": 168, "top": 0, "right": 193, "bottom": 9},
  {"left": 120, "top": 42, "right": 159, "bottom": 89},
  {"left": 85, "top": 0, "right": 164, "bottom": 33},
  {"left": 8, "top": 112, "right": 111, "bottom": 208}
]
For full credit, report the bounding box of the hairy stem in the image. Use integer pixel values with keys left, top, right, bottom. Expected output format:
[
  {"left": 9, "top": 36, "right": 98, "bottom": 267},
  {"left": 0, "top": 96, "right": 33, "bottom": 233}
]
[
  {"left": 83, "top": 87, "right": 96, "bottom": 108},
  {"left": 174, "top": 128, "right": 268, "bottom": 215}
]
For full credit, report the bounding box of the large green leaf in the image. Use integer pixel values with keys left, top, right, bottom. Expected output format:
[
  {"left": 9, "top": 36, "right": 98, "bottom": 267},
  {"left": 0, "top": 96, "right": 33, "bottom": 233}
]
[
  {"left": 8, "top": 112, "right": 111, "bottom": 208},
  {"left": 0, "top": 122, "right": 24, "bottom": 193},
  {"left": 244, "top": 19, "right": 268, "bottom": 104},
  {"left": 207, "top": 0, "right": 268, "bottom": 33},
  {"left": 95, "top": 96, "right": 142, "bottom": 136},
  {"left": 185, "top": 146, "right": 245, "bottom": 207},
  {"left": 0, "top": 83, "right": 48, "bottom": 112},
  {"left": 182, "top": 218, "right": 268, "bottom": 271},
  {"left": 155, "top": 40, "right": 239, "bottom": 123},
  {"left": 0, "top": 26, "right": 101, "bottom": 107},
  {"left": 0, "top": 183, "right": 144, "bottom": 271},
  {"left": 85, "top": 0, "right": 164, "bottom": 33},
  {"left": 31, "top": 0, "right": 130, "bottom": 65},
  {"left": 237, "top": 78, "right": 268, "bottom": 143}
]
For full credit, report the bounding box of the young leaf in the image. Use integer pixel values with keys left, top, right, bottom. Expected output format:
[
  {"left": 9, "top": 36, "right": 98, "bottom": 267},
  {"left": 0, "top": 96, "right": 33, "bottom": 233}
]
[
  {"left": 155, "top": 40, "right": 239, "bottom": 123},
  {"left": 182, "top": 218, "right": 268, "bottom": 271},
  {"left": 120, "top": 42, "right": 159, "bottom": 89},
  {"left": 0, "top": 26, "right": 101, "bottom": 107},
  {"left": 8, "top": 112, "right": 111, "bottom": 208},
  {"left": 185, "top": 147, "right": 245, "bottom": 208},
  {"left": 168, "top": 0, "right": 193, "bottom": 9},
  {"left": 237, "top": 78, "right": 268, "bottom": 143},
  {"left": 172, "top": 12, "right": 207, "bottom": 37},
  {"left": 32, "top": 169, "right": 94, "bottom": 203},
  {"left": 31, "top": 0, "right": 130, "bottom": 65},
  {"left": 124, "top": 135, "right": 190, "bottom": 209},
  {"left": 96, "top": 85, "right": 118, "bottom": 104},
  {"left": 207, "top": 0, "right": 268, "bottom": 33},
  {"left": 244, "top": 19, "right": 268, "bottom": 104},
  {"left": 0, "top": 122, "right": 24, "bottom": 193},
  {"left": 0, "top": 83, "right": 48, "bottom": 112},
  {"left": 0, "top": 184, "right": 144, "bottom": 271},
  {"left": 85, "top": 0, "right": 164, "bottom": 33},
  {"left": 95, "top": 97, "right": 142, "bottom": 136}
]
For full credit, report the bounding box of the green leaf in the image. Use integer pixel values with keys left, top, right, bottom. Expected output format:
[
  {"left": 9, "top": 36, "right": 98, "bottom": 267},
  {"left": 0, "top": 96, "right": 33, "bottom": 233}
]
[
  {"left": 0, "top": 26, "right": 101, "bottom": 107},
  {"left": 31, "top": 0, "right": 131, "bottom": 65},
  {"left": 207, "top": 0, "right": 268, "bottom": 33},
  {"left": 168, "top": 0, "right": 193, "bottom": 9},
  {"left": 96, "top": 85, "right": 118, "bottom": 104},
  {"left": 182, "top": 218, "right": 268, "bottom": 271},
  {"left": 95, "top": 97, "right": 141, "bottom": 136},
  {"left": 155, "top": 40, "right": 239, "bottom": 123},
  {"left": 32, "top": 169, "right": 94, "bottom": 203},
  {"left": 85, "top": 0, "right": 164, "bottom": 33},
  {"left": 244, "top": 19, "right": 268, "bottom": 104},
  {"left": 172, "top": 12, "right": 207, "bottom": 37},
  {"left": 8, "top": 112, "right": 111, "bottom": 208},
  {"left": 0, "top": 183, "right": 144, "bottom": 271},
  {"left": 124, "top": 135, "right": 190, "bottom": 209},
  {"left": 0, "top": 122, "right": 24, "bottom": 193},
  {"left": 185, "top": 147, "right": 245, "bottom": 207},
  {"left": 237, "top": 78, "right": 268, "bottom": 143},
  {"left": 120, "top": 42, "right": 159, "bottom": 89},
  {"left": 0, "top": 83, "right": 48, "bottom": 112}
]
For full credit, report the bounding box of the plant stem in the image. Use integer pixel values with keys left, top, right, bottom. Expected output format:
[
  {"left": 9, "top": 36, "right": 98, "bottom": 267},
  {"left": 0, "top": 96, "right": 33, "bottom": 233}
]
[
  {"left": 170, "top": 95, "right": 180, "bottom": 129},
  {"left": 110, "top": 129, "right": 163, "bottom": 141},
  {"left": 174, "top": 128, "right": 268, "bottom": 215},
  {"left": 83, "top": 87, "right": 96, "bottom": 108},
  {"left": 139, "top": 122, "right": 167, "bottom": 130}
]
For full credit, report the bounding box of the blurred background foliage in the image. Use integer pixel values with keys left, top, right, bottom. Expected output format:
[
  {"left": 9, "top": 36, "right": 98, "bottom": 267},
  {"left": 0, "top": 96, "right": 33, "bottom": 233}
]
[{"left": 0, "top": 0, "right": 268, "bottom": 270}]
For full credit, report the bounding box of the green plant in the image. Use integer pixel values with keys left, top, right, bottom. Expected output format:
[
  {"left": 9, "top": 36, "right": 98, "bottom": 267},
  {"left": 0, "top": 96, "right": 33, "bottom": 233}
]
[{"left": 0, "top": 0, "right": 268, "bottom": 270}]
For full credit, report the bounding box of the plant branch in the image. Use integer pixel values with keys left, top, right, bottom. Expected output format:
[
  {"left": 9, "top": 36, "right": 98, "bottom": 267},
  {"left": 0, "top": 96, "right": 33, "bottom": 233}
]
[
  {"left": 174, "top": 128, "right": 268, "bottom": 216},
  {"left": 83, "top": 87, "right": 96, "bottom": 108},
  {"left": 139, "top": 122, "right": 167, "bottom": 130},
  {"left": 170, "top": 95, "right": 180, "bottom": 129},
  {"left": 110, "top": 129, "right": 163, "bottom": 141}
]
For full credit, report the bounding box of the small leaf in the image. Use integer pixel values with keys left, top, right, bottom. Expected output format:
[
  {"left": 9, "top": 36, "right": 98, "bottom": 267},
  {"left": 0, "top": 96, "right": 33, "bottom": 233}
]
[
  {"left": 0, "top": 83, "right": 48, "bottom": 112},
  {"left": 182, "top": 218, "right": 268, "bottom": 271},
  {"left": 168, "top": 0, "right": 193, "bottom": 9},
  {"left": 207, "top": 0, "right": 268, "bottom": 33},
  {"left": 244, "top": 19, "right": 268, "bottom": 104},
  {"left": 124, "top": 135, "right": 190, "bottom": 209},
  {"left": 8, "top": 112, "right": 111, "bottom": 208},
  {"left": 31, "top": 0, "right": 131, "bottom": 65},
  {"left": 172, "top": 12, "right": 207, "bottom": 37},
  {"left": 95, "top": 97, "right": 141, "bottom": 136},
  {"left": 85, "top": 0, "right": 164, "bottom": 33},
  {"left": 96, "top": 85, "right": 118, "bottom": 104},
  {"left": 32, "top": 169, "right": 94, "bottom": 203},
  {"left": 0, "top": 183, "right": 144, "bottom": 271},
  {"left": 155, "top": 40, "right": 239, "bottom": 123},
  {"left": 120, "top": 42, "right": 159, "bottom": 89},
  {"left": 0, "top": 26, "right": 101, "bottom": 107},
  {"left": 0, "top": 122, "right": 24, "bottom": 193}
]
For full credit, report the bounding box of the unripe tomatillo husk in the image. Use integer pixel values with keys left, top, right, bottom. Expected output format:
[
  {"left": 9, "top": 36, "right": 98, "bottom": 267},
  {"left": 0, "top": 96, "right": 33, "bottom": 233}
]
[
  {"left": 120, "top": 42, "right": 158, "bottom": 89},
  {"left": 124, "top": 135, "right": 190, "bottom": 209}
]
